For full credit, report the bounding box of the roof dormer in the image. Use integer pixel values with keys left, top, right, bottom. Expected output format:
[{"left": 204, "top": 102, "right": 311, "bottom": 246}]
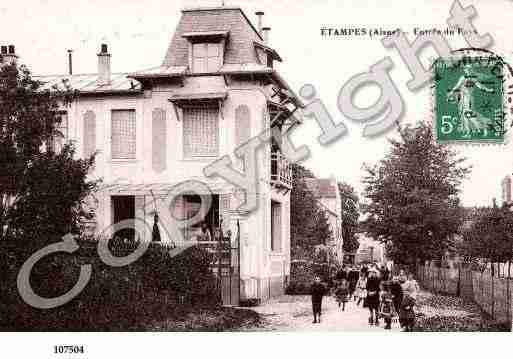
[{"left": 182, "top": 31, "right": 229, "bottom": 73}]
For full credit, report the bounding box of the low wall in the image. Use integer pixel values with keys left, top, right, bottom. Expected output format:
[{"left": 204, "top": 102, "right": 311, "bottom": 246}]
[{"left": 417, "top": 265, "right": 512, "bottom": 325}]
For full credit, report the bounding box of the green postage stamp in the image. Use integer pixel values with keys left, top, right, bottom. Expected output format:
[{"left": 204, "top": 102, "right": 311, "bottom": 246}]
[{"left": 434, "top": 56, "right": 505, "bottom": 143}]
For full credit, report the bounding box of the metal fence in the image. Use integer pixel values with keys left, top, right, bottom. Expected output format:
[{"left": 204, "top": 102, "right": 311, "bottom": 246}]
[{"left": 417, "top": 265, "right": 512, "bottom": 324}]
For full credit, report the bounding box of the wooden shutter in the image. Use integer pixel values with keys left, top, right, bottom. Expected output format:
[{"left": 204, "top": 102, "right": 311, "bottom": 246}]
[
  {"left": 219, "top": 193, "right": 231, "bottom": 237},
  {"left": 152, "top": 108, "right": 166, "bottom": 172},
  {"left": 134, "top": 195, "right": 146, "bottom": 241},
  {"left": 111, "top": 109, "right": 136, "bottom": 159},
  {"left": 83, "top": 110, "right": 96, "bottom": 158},
  {"left": 183, "top": 105, "right": 219, "bottom": 158},
  {"left": 235, "top": 105, "right": 251, "bottom": 146},
  {"left": 271, "top": 201, "right": 282, "bottom": 252}
]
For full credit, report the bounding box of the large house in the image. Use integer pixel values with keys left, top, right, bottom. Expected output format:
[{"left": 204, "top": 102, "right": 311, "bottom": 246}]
[
  {"left": 9, "top": 6, "right": 304, "bottom": 305},
  {"left": 304, "top": 177, "right": 344, "bottom": 262}
]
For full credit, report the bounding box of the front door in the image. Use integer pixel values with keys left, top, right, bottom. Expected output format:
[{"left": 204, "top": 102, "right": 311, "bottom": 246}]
[{"left": 112, "top": 195, "right": 135, "bottom": 240}]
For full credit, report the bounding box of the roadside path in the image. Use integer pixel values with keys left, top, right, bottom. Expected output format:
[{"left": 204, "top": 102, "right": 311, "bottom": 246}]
[{"left": 250, "top": 294, "right": 402, "bottom": 331}]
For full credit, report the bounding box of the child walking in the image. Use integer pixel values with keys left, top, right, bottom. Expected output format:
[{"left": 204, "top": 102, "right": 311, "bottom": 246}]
[
  {"left": 355, "top": 274, "right": 367, "bottom": 306},
  {"left": 378, "top": 281, "right": 397, "bottom": 330},
  {"left": 334, "top": 278, "right": 350, "bottom": 311},
  {"left": 311, "top": 276, "right": 326, "bottom": 324}
]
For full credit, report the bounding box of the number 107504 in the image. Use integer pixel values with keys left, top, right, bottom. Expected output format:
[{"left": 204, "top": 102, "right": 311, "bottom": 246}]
[{"left": 54, "top": 346, "right": 84, "bottom": 354}]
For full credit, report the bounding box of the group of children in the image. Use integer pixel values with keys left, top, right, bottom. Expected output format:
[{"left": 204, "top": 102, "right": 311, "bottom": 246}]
[{"left": 311, "top": 267, "right": 419, "bottom": 331}]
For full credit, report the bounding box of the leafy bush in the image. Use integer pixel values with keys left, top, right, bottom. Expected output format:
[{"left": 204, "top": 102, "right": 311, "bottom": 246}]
[
  {"left": 285, "top": 281, "right": 311, "bottom": 295},
  {"left": 0, "top": 237, "right": 220, "bottom": 330}
]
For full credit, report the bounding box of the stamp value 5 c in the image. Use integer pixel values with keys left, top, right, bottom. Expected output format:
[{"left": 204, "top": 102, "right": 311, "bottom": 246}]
[{"left": 434, "top": 56, "right": 504, "bottom": 143}]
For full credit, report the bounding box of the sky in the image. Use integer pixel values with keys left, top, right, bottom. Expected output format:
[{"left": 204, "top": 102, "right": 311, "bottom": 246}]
[{"left": 1, "top": 0, "right": 512, "bottom": 207}]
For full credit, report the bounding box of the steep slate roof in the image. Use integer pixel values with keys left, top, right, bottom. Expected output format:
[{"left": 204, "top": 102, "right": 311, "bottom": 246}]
[
  {"left": 34, "top": 73, "right": 141, "bottom": 94},
  {"left": 161, "top": 7, "right": 263, "bottom": 67},
  {"left": 304, "top": 178, "right": 338, "bottom": 199}
]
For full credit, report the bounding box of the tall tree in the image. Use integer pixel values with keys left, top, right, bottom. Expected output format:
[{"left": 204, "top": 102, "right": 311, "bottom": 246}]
[
  {"left": 0, "top": 63, "right": 97, "bottom": 242},
  {"left": 337, "top": 182, "right": 360, "bottom": 253},
  {"left": 290, "top": 163, "right": 333, "bottom": 260},
  {"left": 461, "top": 204, "right": 513, "bottom": 271},
  {"left": 361, "top": 122, "right": 469, "bottom": 266}
]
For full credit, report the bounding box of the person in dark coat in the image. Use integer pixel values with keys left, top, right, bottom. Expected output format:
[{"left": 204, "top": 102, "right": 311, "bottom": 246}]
[
  {"left": 311, "top": 276, "right": 327, "bottom": 324},
  {"left": 335, "top": 266, "right": 348, "bottom": 281},
  {"left": 390, "top": 276, "right": 404, "bottom": 315},
  {"left": 348, "top": 267, "right": 359, "bottom": 300},
  {"left": 152, "top": 213, "right": 161, "bottom": 242},
  {"left": 380, "top": 264, "right": 390, "bottom": 282},
  {"left": 360, "top": 264, "right": 369, "bottom": 278},
  {"left": 366, "top": 269, "right": 381, "bottom": 326}
]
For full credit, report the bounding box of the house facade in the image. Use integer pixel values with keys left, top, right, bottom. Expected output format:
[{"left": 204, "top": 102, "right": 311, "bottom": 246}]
[
  {"left": 25, "top": 7, "right": 303, "bottom": 304},
  {"left": 304, "top": 177, "right": 344, "bottom": 263}
]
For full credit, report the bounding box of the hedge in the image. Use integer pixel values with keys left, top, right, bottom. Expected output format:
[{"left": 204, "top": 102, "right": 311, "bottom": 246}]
[{"left": 0, "top": 237, "right": 220, "bottom": 330}]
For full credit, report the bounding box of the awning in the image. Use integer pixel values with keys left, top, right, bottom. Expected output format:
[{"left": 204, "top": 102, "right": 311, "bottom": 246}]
[
  {"left": 253, "top": 41, "right": 283, "bottom": 62},
  {"left": 169, "top": 91, "right": 227, "bottom": 103},
  {"left": 98, "top": 181, "right": 231, "bottom": 195},
  {"left": 182, "top": 31, "right": 229, "bottom": 40}
]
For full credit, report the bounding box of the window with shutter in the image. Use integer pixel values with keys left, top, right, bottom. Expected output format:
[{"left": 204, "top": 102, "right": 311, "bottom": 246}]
[
  {"left": 111, "top": 109, "right": 136, "bottom": 159},
  {"left": 182, "top": 105, "right": 219, "bottom": 158},
  {"left": 192, "top": 43, "right": 221, "bottom": 73},
  {"left": 83, "top": 110, "right": 96, "bottom": 158},
  {"left": 152, "top": 108, "right": 166, "bottom": 172}
]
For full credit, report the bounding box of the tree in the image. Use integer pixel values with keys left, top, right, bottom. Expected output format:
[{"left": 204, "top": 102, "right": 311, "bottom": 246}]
[
  {"left": 361, "top": 122, "right": 470, "bottom": 266},
  {"left": 461, "top": 204, "right": 513, "bottom": 274},
  {"left": 290, "top": 163, "right": 333, "bottom": 260},
  {"left": 337, "top": 182, "right": 360, "bottom": 253},
  {"left": 0, "top": 63, "right": 97, "bottom": 242}
]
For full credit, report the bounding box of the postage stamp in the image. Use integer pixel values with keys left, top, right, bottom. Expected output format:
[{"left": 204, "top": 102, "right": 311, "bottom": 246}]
[{"left": 434, "top": 54, "right": 505, "bottom": 143}]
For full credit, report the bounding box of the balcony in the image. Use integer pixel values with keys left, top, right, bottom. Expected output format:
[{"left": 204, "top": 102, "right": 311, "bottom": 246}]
[{"left": 271, "top": 152, "right": 292, "bottom": 189}]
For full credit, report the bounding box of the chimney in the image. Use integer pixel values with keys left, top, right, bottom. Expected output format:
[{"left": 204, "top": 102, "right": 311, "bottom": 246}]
[
  {"left": 67, "top": 49, "right": 73, "bottom": 75},
  {"left": 262, "top": 27, "right": 271, "bottom": 45},
  {"left": 97, "top": 43, "right": 111, "bottom": 85},
  {"left": 255, "top": 11, "right": 264, "bottom": 36},
  {"left": 1, "top": 45, "right": 18, "bottom": 66}
]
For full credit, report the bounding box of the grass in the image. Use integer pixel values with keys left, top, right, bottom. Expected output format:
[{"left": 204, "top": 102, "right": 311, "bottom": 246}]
[
  {"left": 144, "top": 306, "right": 263, "bottom": 331},
  {"left": 0, "top": 296, "right": 263, "bottom": 332}
]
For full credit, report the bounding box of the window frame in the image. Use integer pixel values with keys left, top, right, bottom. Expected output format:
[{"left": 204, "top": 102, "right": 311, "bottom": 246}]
[
  {"left": 111, "top": 109, "right": 137, "bottom": 160},
  {"left": 270, "top": 200, "right": 282, "bottom": 253},
  {"left": 188, "top": 39, "right": 225, "bottom": 74},
  {"left": 181, "top": 104, "right": 220, "bottom": 160}
]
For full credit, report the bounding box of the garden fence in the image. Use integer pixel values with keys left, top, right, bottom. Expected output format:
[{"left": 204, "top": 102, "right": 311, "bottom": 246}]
[{"left": 417, "top": 265, "right": 512, "bottom": 324}]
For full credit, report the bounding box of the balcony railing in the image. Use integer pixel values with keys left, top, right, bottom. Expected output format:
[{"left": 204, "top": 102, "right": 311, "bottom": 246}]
[{"left": 271, "top": 152, "right": 292, "bottom": 189}]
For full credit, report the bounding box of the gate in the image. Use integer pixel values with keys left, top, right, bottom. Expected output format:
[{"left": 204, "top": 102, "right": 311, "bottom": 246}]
[{"left": 199, "top": 220, "right": 240, "bottom": 306}]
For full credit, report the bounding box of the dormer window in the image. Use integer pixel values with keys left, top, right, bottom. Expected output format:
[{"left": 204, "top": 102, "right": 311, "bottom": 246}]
[
  {"left": 192, "top": 43, "right": 221, "bottom": 73},
  {"left": 182, "top": 31, "right": 228, "bottom": 74}
]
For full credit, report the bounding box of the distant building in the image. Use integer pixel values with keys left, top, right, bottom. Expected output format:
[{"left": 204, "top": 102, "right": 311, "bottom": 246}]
[
  {"left": 304, "top": 177, "right": 344, "bottom": 263},
  {"left": 356, "top": 235, "right": 385, "bottom": 264},
  {"left": 501, "top": 175, "right": 512, "bottom": 205}
]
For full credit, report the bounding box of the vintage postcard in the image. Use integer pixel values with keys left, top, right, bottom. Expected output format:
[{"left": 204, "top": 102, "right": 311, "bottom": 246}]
[{"left": 1, "top": 0, "right": 513, "bottom": 357}]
